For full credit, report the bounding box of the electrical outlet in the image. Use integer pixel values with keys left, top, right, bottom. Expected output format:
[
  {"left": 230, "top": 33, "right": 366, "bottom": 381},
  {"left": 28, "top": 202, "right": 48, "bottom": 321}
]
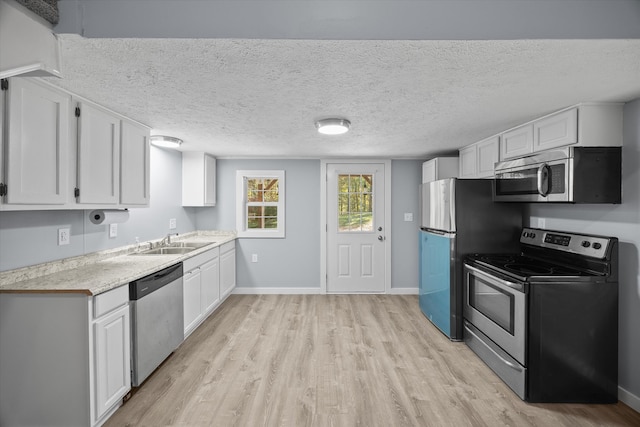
[
  {"left": 538, "top": 218, "right": 546, "bottom": 228},
  {"left": 404, "top": 212, "right": 413, "bottom": 222},
  {"left": 252, "top": 254, "right": 258, "bottom": 263},
  {"left": 169, "top": 218, "right": 177, "bottom": 229},
  {"left": 58, "top": 228, "right": 70, "bottom": 246},
  {"left": 109, "top": 223, "right": 118, "bottom": 238}
]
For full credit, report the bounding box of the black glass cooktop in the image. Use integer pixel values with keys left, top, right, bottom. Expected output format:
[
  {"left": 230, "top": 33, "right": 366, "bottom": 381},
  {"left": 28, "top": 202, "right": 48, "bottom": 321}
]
[{"left": 467, "top": 254, "right": 595, "bottom": 282}]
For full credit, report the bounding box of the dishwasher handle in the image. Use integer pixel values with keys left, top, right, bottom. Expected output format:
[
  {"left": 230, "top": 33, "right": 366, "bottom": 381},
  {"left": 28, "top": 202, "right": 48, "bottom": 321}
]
[{"left": 129, "top": 262, "right": 183, "bottom": 300}]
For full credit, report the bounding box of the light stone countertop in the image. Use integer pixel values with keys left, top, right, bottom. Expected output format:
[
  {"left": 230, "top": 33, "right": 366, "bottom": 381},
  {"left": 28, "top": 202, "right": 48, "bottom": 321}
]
[{"left": 0, "top": 230, "right": 236, "bottom": 296}]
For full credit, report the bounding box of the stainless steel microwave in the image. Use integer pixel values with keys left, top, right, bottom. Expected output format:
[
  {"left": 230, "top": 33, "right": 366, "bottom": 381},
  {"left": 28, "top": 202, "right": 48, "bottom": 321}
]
[{"left": 493, "top": 147, "right": 621, "bottom": 203}]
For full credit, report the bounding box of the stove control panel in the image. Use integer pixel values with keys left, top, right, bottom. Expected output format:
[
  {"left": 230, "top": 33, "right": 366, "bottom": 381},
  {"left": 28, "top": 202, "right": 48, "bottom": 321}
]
[{"left": 521, "top": 227, "right": 612, "bottom": 259}]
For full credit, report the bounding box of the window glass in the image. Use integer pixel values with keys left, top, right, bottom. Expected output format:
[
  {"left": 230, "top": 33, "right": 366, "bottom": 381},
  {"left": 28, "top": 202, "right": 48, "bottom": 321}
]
[{"left": 338, "top": 174, "right": 373, "bottom": 232}]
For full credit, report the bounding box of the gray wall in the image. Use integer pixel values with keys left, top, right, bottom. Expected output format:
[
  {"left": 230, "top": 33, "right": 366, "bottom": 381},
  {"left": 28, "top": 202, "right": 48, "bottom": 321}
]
[
  {"left": 0, "top": 146, "right": 197, "bottom": 271},
  {"left": 197, "top": 159, "right": 321, "bottom": 289},
  {"left": 391, "top": 159, "right": 422, "bottom": 289},
  {"left": 527, "top": 98, "right": 640, "bottom": 402},
  {"left": 196, "top": 158, "right": 422, "bottom": 291}
]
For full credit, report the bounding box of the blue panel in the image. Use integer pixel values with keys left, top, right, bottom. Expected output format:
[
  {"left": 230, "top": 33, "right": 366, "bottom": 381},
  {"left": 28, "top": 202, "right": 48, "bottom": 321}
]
[{"left": 419, "top": 230, "right": 452, "bottom": 338}]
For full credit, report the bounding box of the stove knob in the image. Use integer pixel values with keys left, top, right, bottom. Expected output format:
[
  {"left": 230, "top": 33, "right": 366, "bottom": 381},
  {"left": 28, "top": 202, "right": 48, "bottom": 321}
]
[
  {"left": 581, "top": 240, "right": 591, "bottom": 248},
  {"left": 530, "top": 233, "right": 536, "bottom": 238},
  {"left": 593, "top": 242, "right": 602, "bottom": 250}
]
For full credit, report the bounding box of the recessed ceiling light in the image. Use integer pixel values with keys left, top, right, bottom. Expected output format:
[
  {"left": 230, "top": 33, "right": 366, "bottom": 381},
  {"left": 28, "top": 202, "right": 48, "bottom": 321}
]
[
  {"left": 315, "top": 118, "right": 351, "bottom": 135},
  {"left": 150, "top": 135, "right": 183, "bottom": 149}
]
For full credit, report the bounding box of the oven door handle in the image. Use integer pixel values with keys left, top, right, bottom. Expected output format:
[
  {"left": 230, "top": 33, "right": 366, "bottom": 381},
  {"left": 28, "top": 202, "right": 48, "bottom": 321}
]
[
  {"left": 537, "top": 163, "right": 551, "bottom": 197},
  {"left": 465, "top": 264, "right": 525, "bottom": 293},
  {"left": 464, "top": 321, "right": 523, "bottom": 373}
]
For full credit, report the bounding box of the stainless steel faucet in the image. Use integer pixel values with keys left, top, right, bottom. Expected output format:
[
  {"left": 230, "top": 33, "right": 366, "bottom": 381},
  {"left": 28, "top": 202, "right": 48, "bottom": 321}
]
[{"left": 159, "top": 233, "right": 178, "bottom": 247}]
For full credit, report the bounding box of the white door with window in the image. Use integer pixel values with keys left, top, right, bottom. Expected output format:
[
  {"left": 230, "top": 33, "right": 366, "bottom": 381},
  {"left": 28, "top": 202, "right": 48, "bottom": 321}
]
[{"left": 326, "top": 162, "right": 387, "bottom": 293}]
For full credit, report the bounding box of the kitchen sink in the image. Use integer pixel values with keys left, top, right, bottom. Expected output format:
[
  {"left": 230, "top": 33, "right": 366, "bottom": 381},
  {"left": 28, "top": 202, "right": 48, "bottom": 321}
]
[
  {"left": 130, "top": 241, "right": 217, "bottom": 255},
  {"left": 132, "top": 247, "right": 196, "bottom": 255},
  {"left": 167, "top": 241, "right": 216, "bottom": 249}
]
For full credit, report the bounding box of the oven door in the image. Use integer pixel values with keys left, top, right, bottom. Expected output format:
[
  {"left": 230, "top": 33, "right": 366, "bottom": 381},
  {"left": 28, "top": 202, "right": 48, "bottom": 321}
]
[
  {"left": 494, "top": 158, "right": 570, "bottom": 202},
  {"left": 463, "top": 264, "right": 526, "bottom": 365}
]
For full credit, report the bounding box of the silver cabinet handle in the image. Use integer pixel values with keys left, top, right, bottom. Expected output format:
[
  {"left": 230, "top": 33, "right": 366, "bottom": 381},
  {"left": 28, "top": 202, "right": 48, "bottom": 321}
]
[
  {"left": 464, "top": 322, "right": 523, "bottom": 372},
  {"left": 464, "top": 264, "right": 524, "bottom": 292},
  {"left": 537, "top": 164, "right": 550, "bottom": 197}
]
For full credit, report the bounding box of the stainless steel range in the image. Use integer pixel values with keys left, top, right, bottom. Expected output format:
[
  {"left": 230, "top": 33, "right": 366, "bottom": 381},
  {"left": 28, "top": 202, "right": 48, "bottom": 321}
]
[{"left": 463, "top": 227, "right": 618, "bottom": 403}]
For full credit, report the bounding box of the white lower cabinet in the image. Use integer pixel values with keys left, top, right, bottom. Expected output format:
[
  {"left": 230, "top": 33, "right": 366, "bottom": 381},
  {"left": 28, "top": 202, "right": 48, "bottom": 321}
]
[
  {"left": 220, "top": 241, "right": 236, "bottom": 299},
  {"left": 201, "top": 256, "right": 221, "bottom": 315},
  {"left": 183, "top": 246, "right": 222, "bottom": 339},
  {"left": 0, "top": 286, "right": 131, "bottom": 427},
  {"left": 183, "top": 267, "right": 203, "bottom": 337},
  {"left": 93, "top": 303, "right": 131, "bottom": 421}
]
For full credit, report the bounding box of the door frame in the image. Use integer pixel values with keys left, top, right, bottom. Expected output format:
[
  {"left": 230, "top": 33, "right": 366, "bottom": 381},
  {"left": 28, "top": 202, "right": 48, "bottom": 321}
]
[{"left": 320, "top": 159, "right": 392, "bottom": 294}]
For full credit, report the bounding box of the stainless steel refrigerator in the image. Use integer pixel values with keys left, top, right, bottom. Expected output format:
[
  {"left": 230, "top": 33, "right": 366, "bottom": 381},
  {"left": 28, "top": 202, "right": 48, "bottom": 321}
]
[{"left": 419, "top": 178, "right": 522, "bottom": 340}]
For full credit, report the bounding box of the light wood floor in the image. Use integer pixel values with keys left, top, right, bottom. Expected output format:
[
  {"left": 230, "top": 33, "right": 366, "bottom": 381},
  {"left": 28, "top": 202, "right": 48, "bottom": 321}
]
[{"left": 105, "top": 295, "right": 640, "bottom": 426}]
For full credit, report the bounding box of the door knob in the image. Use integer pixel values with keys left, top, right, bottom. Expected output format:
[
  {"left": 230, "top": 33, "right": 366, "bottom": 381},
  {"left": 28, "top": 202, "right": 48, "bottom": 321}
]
[
  {"left": 378, "top": 226, "right": 383, "bottom": 231},
  {"left": 378, "top": 235, "right": 384, "bottom": 241}
]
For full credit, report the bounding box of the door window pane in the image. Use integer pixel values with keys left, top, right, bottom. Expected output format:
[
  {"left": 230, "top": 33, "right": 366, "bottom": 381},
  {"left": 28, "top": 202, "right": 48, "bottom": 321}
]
[{"left": 338, "top": 174, "right": 374, "bottom": 232}]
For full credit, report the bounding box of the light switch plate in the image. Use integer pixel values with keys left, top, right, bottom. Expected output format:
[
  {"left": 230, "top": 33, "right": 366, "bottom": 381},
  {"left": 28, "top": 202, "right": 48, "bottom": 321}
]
[
  {"left": 109, "top": 223, "right": 118, "bottom": 238},
  {"left": 169, "top": 218, "right": 177, "bottom": 229},
  {"left": 58, "top": 228, "right": 70, "bottom": 246},
  {"left": 252, "top": 254, "right": 258, "bottom": 263}
]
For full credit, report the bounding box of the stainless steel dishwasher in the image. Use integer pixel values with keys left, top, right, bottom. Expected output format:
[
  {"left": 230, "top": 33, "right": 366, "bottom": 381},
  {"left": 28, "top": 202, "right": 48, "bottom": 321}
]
[{"left": 129, "top": 262, "right": 184, "bottom": 387}]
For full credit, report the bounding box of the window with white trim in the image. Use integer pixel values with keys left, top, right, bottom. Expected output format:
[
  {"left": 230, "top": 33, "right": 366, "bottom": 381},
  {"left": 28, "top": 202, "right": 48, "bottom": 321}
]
[{"left": 236, "top": 170, "right": 285, "bottom": 238}]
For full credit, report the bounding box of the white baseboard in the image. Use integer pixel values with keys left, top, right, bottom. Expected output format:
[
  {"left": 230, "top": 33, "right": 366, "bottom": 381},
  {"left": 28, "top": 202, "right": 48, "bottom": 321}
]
[
  {"left": 389, "top": 287, "right": 419, "bottom": 295},
  {"left": 619, "top": 386, "right": 640, "bottom": 413},
  {"left": 233, "top": 287, "right": 322, "bottom": 295}
]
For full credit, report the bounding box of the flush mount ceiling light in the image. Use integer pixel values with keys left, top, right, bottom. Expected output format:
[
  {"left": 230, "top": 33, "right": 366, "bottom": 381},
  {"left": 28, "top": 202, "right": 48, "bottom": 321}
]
[
  {"left": 315, "top": 118, "right": 351, "bottom": 135},
  {"left": 150, "top": 135, "right": 183, "bottom": 149}
]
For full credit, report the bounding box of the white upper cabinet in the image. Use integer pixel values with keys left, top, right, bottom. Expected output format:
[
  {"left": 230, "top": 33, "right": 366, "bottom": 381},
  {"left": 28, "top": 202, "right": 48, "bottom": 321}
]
[
  {"left": 458, "top": 145, "right": 477, "bottom": 178},
  {"left": 1, "top": 78, "right": 70, "bottom": 205},
  {"left": 120, "top": 119, "right": 150, "bottom": 206},
  {"left": 499, "top": 104, "right": 622, "bottom": 161},
  {"left": 459, "top": 135, "right": 500, "bottom": 178},
  {"left": 533, "top": 108, "right": 578, "bottom": 151},
  {"left": 501, "top": 124, "right": 533, "bottom": 160},
  {"left": 182, "top": 152, "right": 216, "bottom": 207},
  {"left": 476, "top": 136, "right": 500, "bottom": 178},
  {"left": 421, "top": 157, "right": 458, "bottom": 183},
  {"left": 76, "top": 101, "right": 121, "bottom": 205},
  {"left": 0, "top": 0, "right": 62, "bottom": 79}
]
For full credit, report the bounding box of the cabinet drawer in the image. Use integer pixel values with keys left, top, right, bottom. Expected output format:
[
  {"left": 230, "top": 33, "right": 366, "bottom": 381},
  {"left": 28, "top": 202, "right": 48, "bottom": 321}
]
[
  {"left": 94, "top": 285, "right": 129, "bottom": 318},
  {"left": 183, "top": 247, "right": 220, "bottom": 272},
  {"left": 220, "top": 240, "right": 235, "bottom": 255}
]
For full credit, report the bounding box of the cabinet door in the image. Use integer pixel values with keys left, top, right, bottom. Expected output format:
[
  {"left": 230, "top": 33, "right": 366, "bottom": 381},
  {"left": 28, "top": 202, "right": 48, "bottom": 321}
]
[
  {"left": 4, "top": 78, "right": 70, "bottom": 205},
  {"left": 183, "top": 269, "right": 202, "bottom": 337},
  {"left": 94, "top": 304, "right": 131, "bottom": 422},
  {"left": 220, "top": 246, "right": 236, "bottom": 299},
  {"left": 76, "top": 101, "right": 120, "bottom": 205},
  {"left": 421, "top": 160, "right": 436, "bottom": 183},
  {"left": 120, "top": 120, "right": 150, "bottom": 205},
  {"left": 533, "top": 108, "right": 578, "bottom": 152},
  {"left": 501, "top": 124, "right": 533, "bottom": 160},
  {"left": 200, "top": 256, "right": 220, "bottom": 315},
  {"left": 204, "top": 154, "right": 216, "bottom": 206},
  {"left": 476, "top": 136, "right": 500, "bottom": 178},
  {"left": 458, "top": 145, "right": 477, "bottom": 178}
]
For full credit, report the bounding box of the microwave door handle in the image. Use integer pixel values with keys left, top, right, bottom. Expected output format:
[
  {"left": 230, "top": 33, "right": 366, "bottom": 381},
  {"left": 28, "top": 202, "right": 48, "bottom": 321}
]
[{"left": 537, "top": 164, "right": 550, "bottom": 197}]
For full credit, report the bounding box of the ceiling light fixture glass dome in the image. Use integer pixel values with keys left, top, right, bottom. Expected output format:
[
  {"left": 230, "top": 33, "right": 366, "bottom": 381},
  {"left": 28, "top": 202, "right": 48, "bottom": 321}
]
[
  {"left": 315, "top": 118, "right": 351, "bottom": 135},
  {"left": 150, "top": 135, "right": 183, "bottom": 149}
]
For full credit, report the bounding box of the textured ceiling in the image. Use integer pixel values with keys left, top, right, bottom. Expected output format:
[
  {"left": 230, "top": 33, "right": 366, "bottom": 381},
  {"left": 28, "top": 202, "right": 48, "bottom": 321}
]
[{"left": 44, "top": 36, "right": 640, "bottom": 158}]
